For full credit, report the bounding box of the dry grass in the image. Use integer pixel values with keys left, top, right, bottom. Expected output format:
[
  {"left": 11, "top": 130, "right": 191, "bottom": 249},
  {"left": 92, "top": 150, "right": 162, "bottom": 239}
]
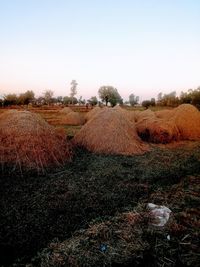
[
  {"left": 58, "top": 111, "right": 85, "bottom": 126},
  {"left": 73, "top": 108, "right": 149, "bottom": 155},
  {"left": 85, "top": 106, "right": 101, "bottom": 121},
  {"left": 0, "top": 110, "right": 72, "bottom": 174},
  {"left": 59, "top": 107, "right": 72, "bottom": 114},
  {"left": 30, "top": 210, "right": 148, "bottom": 267}
]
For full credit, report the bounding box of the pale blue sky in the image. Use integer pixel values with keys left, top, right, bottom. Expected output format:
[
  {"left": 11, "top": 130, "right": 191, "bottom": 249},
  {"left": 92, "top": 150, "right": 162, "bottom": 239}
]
[{"left": 0, "top": 0, "right": 199, "bottom": 101}]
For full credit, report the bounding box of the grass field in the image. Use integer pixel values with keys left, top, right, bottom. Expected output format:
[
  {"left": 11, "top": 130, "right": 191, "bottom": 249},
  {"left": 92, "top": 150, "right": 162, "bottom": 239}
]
[{"left": 0, "top": 107, "right": 200, "bottom": 266}]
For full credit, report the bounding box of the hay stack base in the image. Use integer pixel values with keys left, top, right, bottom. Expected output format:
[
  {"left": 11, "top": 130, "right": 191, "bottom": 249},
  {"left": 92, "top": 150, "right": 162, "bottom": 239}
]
[
  {"left": 0, "top": 110, "right": 71, "bottom": 174},
  {"left": 73, "top": 109, "right": 149, "bottom": 155}
]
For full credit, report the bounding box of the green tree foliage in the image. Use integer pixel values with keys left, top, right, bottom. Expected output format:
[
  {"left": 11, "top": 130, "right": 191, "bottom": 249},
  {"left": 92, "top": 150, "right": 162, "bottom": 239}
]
[
  {"left": 43, "top": 90, "right": 54, "bottom": 105},
  {"left": 142, "top": 100, "right": 151, "bottom": 109},
  {"left": 88, "top": 96, "right": 98, "bottom": 106},
  {"left": 98, "top": 86, "right": 122, "bottom": 106},
  {"left": 4, "top": 94, "right": 18, "bottom": 106},
  {"left": 70, "top": 80, "right": 78, "bottom": 104},
  {"left": 129, "top": 94, "right": 139, "bottom": 106},
  {"left": 180, "top": 87, "right": 200, "bottom": 109},
  {"left": 157, "top": 91, "right": 179, "bottom": 107},
  {"left": 17, "top": 90, "right": 35, "bottom": 105},
  {"left": 150, "top": 98, "right": 156, "bottom": 106},
  {"left": 63, "top": 96, "right": 78, "bottom": 105}
]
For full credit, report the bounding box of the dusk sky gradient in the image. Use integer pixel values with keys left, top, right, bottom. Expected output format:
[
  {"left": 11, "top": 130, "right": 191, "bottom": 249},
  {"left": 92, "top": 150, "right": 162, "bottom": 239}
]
[{"left": 0, "top": 0, "right": 199, "bottom": 101}]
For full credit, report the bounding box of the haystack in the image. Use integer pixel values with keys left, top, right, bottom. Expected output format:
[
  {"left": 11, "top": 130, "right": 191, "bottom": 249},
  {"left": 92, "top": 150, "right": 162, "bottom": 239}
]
[
  {"left": 113, "top": 106, "right": 136, "bottom": 123},
  {"left": 60, "top": 111, "right": 85, "bottom": 126},
  {"left": 136, "top": 117, "right": 180, "bottom": 143},
  {"left": 172, "top": 104, "right": 200, "bottom": 140},
  {"left": 73, "top": 109, "right": 149, "bottom": 155},
  {"left": 0, "top": 110, "right": 71, "bottom": 173},
  {"left": 59, "top": 107, "right": 72, "bottom": 114},
  {"left": 85, "top": 106, "right": 101, "bottom": 121},
  {"left": 155, "top": 109, "right": 174, "bottom": 120}
]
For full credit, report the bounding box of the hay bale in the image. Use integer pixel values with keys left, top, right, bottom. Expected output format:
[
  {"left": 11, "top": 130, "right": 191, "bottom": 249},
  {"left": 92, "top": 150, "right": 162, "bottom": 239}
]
[
  {"left": 136, "top": 117, "right": 180, "bottom": 143},
  {"left": 73, "top": 109, "right": 149, "bottom": 155},
  {"left": 85, "top": 106, "right": 101, "bottom": 121},
  {"left": 172, "top": 104, "right": 200, "bottom": 140},
  {"left": 0, "top": 110, "right": 71, "bottom": 173},
  {"left": 60, "top": 111, "right": 85, "bottom": 126},
  {"left": 59, "top": 107, "right": 72, "bottom": 114}
]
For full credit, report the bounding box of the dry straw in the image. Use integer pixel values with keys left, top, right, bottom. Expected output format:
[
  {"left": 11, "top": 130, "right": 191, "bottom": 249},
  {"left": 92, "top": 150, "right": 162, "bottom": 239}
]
[
  {"left": 171, "top": 104, "right": 200, "bottom": 140},
  {"left": 135, "top": 104, "right": 200, "bottom": 143},
  {"left": 0, "top": 110, "right": 71, "bottom": 173},
  {"left": 73, "top": 108, "right": 149, "bottom": 155},
  {"left": 85, "top": 106, "right": 101, "bottom": 121},
  {"left": 59, "top": 111, "right": 85, "bottom": 126},
  {"left": 59, "top": 107, "right": 72, "bottom": 114}
]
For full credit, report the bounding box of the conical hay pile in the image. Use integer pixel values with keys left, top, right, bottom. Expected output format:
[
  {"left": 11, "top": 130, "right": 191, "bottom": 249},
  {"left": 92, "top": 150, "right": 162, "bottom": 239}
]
[
  {"left": 136, "top": 116, "right": 180, "bottom": 143},
  {"left": 59, "top": 111, "right": 85, "bottom": 125},
  {"left": 172, "top": 104, "right": 200, "bottom": 140},
  {"left": 73, "top": 109, "right": 149, "bottom": 155},
  {"left": 0, "top": 110, "right": 71, "bottom": 173},
  {"left": 113, "top": 106, "right": 136, "bottom": 123},
  {"left": 59, "top": 107, "right": 72, "bottom": 114},
  {"left": 85, "top": 106, "right": 101, "bottom": 121}
]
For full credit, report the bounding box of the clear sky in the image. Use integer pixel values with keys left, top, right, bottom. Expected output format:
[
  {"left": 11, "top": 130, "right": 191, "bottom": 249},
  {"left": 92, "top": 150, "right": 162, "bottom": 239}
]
[{"left": 0, "top": 0, "right": 199, "bottom": 101}]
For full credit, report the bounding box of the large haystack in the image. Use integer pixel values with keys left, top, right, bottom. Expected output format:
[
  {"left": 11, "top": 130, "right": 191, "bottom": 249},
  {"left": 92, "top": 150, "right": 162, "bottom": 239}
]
[
  {"left": 0, "top": 110, "right": 71, "bottom": 173},
  {"left": 59, "top": 111, "right": 85, "bottom": 125},
  {"left": 85, "top": 106, "right": 101, "bottom": 121},
  {"left": 59, "top": 107, "right": 72, "bottom": 114},
  {"left": 73, "top": 109, "right": 149, "bottom": 155},
  {"left": 172, "top": 104, "right": 200, "bottom": 140}
]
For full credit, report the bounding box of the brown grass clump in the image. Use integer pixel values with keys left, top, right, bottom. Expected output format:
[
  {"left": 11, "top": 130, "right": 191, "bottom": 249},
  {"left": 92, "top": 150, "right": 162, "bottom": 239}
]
[
  {"left": 0, "top": 110, "right": 71, "bottom": 173},
  {"left": 73, "top": 108, "right": 149, "bottom": 155},
  {"left": 85, "top": 106, "right": 101, "bottom": 121},
  {"left": 59, "top": 111, "right": 85, "bottom": 126},
  {"left": 59, "top": 107, "right": 72, "bottom": 114},
  {"left": 172, "top": 104, "right": 200, "bottom": 140}
]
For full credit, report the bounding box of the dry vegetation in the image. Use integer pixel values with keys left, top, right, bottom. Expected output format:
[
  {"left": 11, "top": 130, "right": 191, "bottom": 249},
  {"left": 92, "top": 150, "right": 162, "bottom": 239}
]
[
  {"left": 0, "top": 104, "right": 199, "bottom": 267},
  {"left": 73, "top": 108, "right": 149, "bottom": 155},
  {"left": 0, "top": 110, "right": 71, "bottom": 173}
]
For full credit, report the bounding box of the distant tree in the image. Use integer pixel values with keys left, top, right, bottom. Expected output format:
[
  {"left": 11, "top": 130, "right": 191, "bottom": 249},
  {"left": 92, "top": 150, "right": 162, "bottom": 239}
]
[
  {"left": 43, "top": 90, "right": 54, "bottom": 105},
  {"left": 78, "top": 96, "right": 85, "bottom": 105},
  {"left": 70, "top": 80, "right": 78, "bottom": 104},
  {"left": 142, "top": 100, "right": 151, "bottom": 109},
  {"left": 63, "top": 96, "right": 78, "bottom": 105},
  {"left": 88, "top": 96, "right": 98, "bottom": 106},
  {"left": 56, "top": 96, "right": 63, "bottom": 104},
  {"left": 18, "top": 90, "right": 35, "bottom": 105},
  {"left": 150, "top": 98, "right": 156, "bottom": 106},
  {"left": 98, "top": 86, "right": 122, "bottom": 106},
  {"left": 4, "top": 94, "right": 18, "bottom": 106},
  {"left": 129, "top": 94, "right": 139, "bottom": 106}
]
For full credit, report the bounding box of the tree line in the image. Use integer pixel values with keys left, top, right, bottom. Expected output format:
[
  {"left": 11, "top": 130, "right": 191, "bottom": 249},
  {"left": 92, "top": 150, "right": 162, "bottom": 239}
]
[{"left": 1, "top": 80, "right": 200, "bottom": 109}]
